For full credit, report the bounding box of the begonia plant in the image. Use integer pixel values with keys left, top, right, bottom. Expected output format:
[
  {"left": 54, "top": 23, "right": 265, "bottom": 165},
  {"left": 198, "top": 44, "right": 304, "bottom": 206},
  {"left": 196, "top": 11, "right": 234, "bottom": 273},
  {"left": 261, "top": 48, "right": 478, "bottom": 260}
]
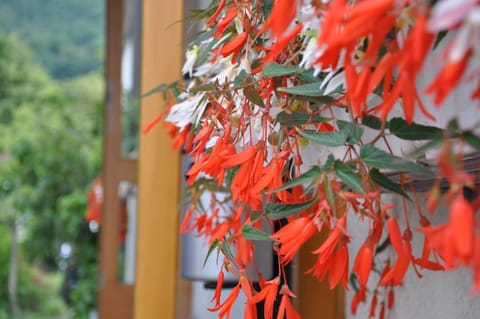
[{"left": 144, "top": 1, "right": 480, "bottom": 318}]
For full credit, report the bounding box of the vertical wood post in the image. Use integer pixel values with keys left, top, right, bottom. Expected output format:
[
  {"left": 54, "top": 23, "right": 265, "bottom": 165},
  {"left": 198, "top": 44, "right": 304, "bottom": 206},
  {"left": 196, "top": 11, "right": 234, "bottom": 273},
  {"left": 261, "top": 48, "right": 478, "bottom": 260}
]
[{"left": 134, "top": 1, "right": 184, "bottom": 318}]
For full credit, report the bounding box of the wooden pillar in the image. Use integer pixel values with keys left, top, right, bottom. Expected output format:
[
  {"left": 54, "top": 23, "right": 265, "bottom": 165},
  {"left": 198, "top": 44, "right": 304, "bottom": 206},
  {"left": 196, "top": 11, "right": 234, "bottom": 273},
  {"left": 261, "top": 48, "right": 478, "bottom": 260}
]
[
  {"left": 134, "top": 1, "right": 184, "bottom": 318},
  {"left": 99, "top": 0, "right": 136, "bottom": 317},
  {"left": 298, "top": 234, "right": 345, "bottom": 319}
]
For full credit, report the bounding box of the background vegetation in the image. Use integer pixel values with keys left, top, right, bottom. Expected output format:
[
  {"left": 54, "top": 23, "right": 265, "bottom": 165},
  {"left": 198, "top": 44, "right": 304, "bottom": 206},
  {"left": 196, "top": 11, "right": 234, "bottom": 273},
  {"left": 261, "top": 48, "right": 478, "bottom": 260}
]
[{"left": 0, "top": 0, "right": 104, "bottom": 317}]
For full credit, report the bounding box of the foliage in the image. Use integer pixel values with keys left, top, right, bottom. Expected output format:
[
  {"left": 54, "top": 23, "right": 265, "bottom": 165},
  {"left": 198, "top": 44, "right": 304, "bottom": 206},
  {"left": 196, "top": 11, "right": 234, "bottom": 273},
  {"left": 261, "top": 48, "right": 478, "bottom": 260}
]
[
  {"left": 149, "top": 1, "right": 480, "bottom": 318},
  {"left": 0, "top": 32, "right": 101, "bottom": 317},
  {"left": 0, "top": 0, "right": 104, "bottom": 79}
]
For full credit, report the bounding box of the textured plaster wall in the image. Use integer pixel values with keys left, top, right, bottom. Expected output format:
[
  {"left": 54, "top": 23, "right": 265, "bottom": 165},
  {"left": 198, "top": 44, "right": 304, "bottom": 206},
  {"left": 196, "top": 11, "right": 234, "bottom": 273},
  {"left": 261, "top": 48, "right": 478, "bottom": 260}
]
[{"left": 346, "top": 194, "right": 480, "bottom": 319}]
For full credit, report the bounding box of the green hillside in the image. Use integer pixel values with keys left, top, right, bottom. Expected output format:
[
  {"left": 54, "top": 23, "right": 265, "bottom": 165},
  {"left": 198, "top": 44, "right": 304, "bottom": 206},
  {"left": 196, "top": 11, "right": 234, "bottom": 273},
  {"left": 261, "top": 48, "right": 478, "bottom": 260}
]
[{"left": 0, "top": 0, "right": 104, "bottom": 79}]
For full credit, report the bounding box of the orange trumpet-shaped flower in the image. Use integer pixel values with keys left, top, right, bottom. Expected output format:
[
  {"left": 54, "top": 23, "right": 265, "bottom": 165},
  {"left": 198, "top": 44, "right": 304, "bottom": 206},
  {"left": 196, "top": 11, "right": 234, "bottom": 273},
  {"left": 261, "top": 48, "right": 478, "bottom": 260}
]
[
  {"left": 207, "top": 0, "right": 226, "bottom": 26},
  {"left": 259, "top": 0, "right": 297, "bottom": 38},
  {"left": 380, "top": 217, "right": 412, "bottom": 286},
  {"left": 250, "top": 278, "right": 279, "bottom": 319},
  {"left": 450, "top": 196, "right": 475, "bottom": 257},
  {"left": 270, "top": 217, "right": 317, "bottom": 264},
  {"left": 220, "top": 32, "right": 248, "bottom": 64},
  {"left": 208, "top": 283, "right": 241, "bottom": 319},
  {"left": 214, "top": 6, "right": 239, "bottom": 38},
  {"left": 425, "top": 52, "right": 470, "bottom": 106},
  {"left": 277, "top": 285, "right": 301, "bottom": 319},
  {"left": 353, "top": 242, "right": 374, "bottom": 287},
  {"left": 211, "top": 270, "right": 225, "bottom": 307}
]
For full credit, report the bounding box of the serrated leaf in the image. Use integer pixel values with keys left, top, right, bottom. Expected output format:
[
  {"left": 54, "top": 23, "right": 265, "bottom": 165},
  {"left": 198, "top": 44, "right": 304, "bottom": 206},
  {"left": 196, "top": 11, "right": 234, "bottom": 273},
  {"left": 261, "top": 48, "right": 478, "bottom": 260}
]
[
  {"left": 362, "top": 114, "right": 382, "bottom": 130},
  {"left": 189, "top": 83, "right": 216, "bottom": 93},
  {"left": 266, "top": 198, "right": 317, "bottom": 219},
  {"left": 244, "top": 86, "right": 265, "bottom": 108},
  {"left": 389, "top": 118, "right": 442, "bottom": 140},
  {"left": 142, "top": 83, "right": 169, "bottom": 98},
  {"left": 203, "top": 239, "right": 219, "bottom": 268},
  {"left": 296, "top": 128, "right": 348, "bottom": 147},
  {"left": 221, "top": 241, "right": 235, "bottom": 262},
  {"left": 242, "top": 225, "right": 271, "bottom": 240},
  {"left": 276, "top": 111, "right": 329, "bottom": 127},
  {"left": 463, "top": 132, "right": 480, "bottom": 150},
  {"left": 272, "top": 166, "right": 321, "bottom": 192},
  {"left": 369, "top": 168, "right": 409, "bottom": 199},
  {"left": 334, "top": 161, "right": 365, "bottom": 194},
  {"left": 337, "top": 120, "right": 364, "bottom": 144},
  {"left": 360, "top": 145, "right": 432, "bottom": 175},
  {"left": 277, "top": 82, "right": 325, "bottom": 96},
  {"left": 262, "top": 63, "right": 302, "bottom": 77}
]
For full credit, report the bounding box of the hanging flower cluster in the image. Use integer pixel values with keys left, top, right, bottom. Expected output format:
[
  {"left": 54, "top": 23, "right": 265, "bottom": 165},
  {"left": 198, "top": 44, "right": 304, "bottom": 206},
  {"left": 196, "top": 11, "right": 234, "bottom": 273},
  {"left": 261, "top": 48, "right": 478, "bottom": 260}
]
[{"left": 145, "top": 0, "right": 480, "bottom": 318}]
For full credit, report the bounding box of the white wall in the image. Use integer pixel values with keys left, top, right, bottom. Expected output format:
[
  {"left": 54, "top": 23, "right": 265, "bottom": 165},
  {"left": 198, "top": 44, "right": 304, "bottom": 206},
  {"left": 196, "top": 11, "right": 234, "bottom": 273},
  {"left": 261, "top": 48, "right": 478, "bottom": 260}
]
[{"left": 347, "top": 193, "right": 480, "bottom": 319}]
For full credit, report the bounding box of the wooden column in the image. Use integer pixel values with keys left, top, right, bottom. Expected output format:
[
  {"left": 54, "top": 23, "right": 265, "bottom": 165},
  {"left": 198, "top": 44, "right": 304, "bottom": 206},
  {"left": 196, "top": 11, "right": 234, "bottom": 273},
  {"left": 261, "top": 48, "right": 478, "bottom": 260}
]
[
  {"left": 99, "top": 0, "right": 136, "bottom": 317},
  {"left": 298, "top": 234, "right": 345, "bottom": 319},
  {"left": 134, "top": 1, "right": 184, "bottom": 318}
]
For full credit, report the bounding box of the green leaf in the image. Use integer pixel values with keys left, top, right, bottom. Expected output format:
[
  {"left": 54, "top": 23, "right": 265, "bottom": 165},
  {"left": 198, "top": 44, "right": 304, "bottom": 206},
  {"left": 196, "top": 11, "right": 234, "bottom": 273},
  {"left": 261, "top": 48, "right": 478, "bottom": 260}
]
[
  {"left": 362, "top": 114, "right": 382, "bottom": 130},
  {"left": 203, "top": 239, "right": 219, "bottom": 268},
  {"left": 272, "top": 166, "right": 321, "bottom": 192},
  {"left": 337, "top": 120, "right": 364, "bottom": 144},
  {"left": 297, "top": 68, "right": 319, "bottom": 83},
  {"left": 369, "top": 168, "right": 409, "bottom": 199},
  {"left": 244, "top": 86, "right": 265, "bottom": 108},
  {"left": 334, "top": 161, "right": 365, "bottom": 194},
  {"left": 262, "top": 62, "right": 302, "bottom": 77},
  {"left": 350, "top": 273, "right": 360, "bottom": 293},
  {"left": 242, "top": 225, "right": 271, "bottom": 240},
  {"left": 189, "top": 83, "right": 216, "bottom": 93},
  {"left": 221, "top": 241, "right": 235, "bottom": 262},
  {"left": 142, "top": 83, "right": 169, "bottom": 98},
  {"left": 322, "top": 155, "right": 335, "bottom": 170},
  {"left": 266, "top": 198, "right": 317, "bottom": 219},
  {"left": 463, "top": 132, "right": 480, "bottom": 150},
  {"left": 323, "top": 175, "right": 336, "bottom": 215},
  {"left": 296, "top": 128, "right": 348, "bottom": 147},
  {"left": 276, "top": 111, "right": 330, "bottom": 127},
  {"left": 389, "top": 118, "right": 442, "bottom": 140},
  {"left": 434, "top": 31, "right": 448, "bottom": 49},
  {"left": 277, "top": 82, "right": 325, "bottom": 96},
  {"left": 407, "top": 135, "right": 444, "bottom": 158},
  {"left": 360, "top": 145, "right": 432, "bottom": 175},
  {"left": 293, "top": 95, "right": 335, "bottom": 104}
]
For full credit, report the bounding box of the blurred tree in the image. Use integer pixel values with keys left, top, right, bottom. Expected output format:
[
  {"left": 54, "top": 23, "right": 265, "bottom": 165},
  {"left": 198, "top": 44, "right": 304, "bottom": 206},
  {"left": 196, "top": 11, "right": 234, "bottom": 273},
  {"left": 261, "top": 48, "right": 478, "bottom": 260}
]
[{"left": 0, "top": 32, "right": 102, "bottom": 317}]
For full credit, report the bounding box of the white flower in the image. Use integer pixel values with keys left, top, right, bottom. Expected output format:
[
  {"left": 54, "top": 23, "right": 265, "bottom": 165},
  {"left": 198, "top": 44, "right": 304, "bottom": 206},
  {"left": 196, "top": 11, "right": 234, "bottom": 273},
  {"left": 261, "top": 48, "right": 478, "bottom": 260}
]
[
  {"left": 447, "top": 6, "right": 480, "bottom": 63},
  {"left": 427, "top": 0, "right": 478, "bottom": 32},
  {"left": 165, "top": 93, "right": 208, "bottom": 130},
  {"left": 182, "top": 46, "right": 200, "bottom": 78}
]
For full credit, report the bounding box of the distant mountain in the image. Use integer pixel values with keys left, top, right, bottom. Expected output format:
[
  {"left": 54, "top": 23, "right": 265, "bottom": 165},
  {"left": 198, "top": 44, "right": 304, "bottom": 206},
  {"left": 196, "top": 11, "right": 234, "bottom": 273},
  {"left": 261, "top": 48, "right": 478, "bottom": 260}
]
[{"left": 0, "top": 0, "right": 104, "bottom": 79}]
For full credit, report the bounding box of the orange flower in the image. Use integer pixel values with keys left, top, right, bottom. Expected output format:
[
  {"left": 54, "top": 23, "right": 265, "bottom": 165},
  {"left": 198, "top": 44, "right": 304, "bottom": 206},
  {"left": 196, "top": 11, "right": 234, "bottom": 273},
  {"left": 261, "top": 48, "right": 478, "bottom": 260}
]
[
  {"left": 426, "top": 52, "right": 470, "bottom": 106},
  {"left": 220, "top": 32, "right": 248, "bottom": 64},
  {"left": 207, "top": 0, "right": 226, "bottom": 26},
  {"left": 353, "top": 242, "right": 374, "bottom": 287},
  {"left": 250, "top": 278, "right": 279, "bottom": 319},
  {"left": 277, "top": 285, "right": 301, "bottom": 319},
  {"left": 208, "top": 282, "right": 241, "bottom": 319},
  {"left": 380, "top": 217, "right": 412, "bottom": 286},
  {"left": 214, "top": 6, "right": 239, "bottom": 38},
  {"left": 450, "top": 196, "right": 475, "bottom": 257},
  {"left": 211, "top": 270, "right": 225, "bottom": 307},
  {"left": 270, "top": 217, "right": 317, "bottom": 264},
  {"left": 259, "top": 0, "right": 297, "bottom": 38}
]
